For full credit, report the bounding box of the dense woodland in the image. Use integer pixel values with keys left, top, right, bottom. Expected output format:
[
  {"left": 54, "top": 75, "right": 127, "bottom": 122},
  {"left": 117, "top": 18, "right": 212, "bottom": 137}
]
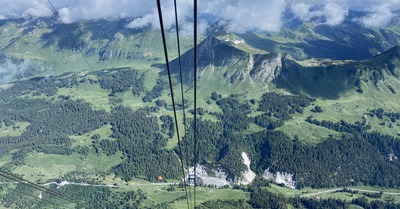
[
  {"left": 4, "top": 174, "right": 399, "bottom": 208},
  {"left": 0, "top": 181, "right": 147, "bottom": 208},
  {"left": 198, "top": 179, "right": 400, "bottom": 209},
  {"left": 98, "top": 69, "right": 145, "bottom": 96},
  {"left": 1, "top": 69, "right": 400, "bottom": 208}
]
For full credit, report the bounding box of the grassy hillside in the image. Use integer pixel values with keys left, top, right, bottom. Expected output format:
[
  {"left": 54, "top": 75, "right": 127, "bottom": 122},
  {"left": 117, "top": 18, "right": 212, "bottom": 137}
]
[
  {"left": 215, "top": 10, "right": 400, "bottom": 60},
  {"left": 0, "top": 18, "right": 202, "bottom": 82},
  {"left": 1, "top": 17, "right": 400, "bottom": 208}
]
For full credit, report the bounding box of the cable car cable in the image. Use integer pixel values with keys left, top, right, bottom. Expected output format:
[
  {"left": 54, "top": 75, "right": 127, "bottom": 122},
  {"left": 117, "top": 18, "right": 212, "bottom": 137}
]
[
  {"left": 0, "top": 170, "right": 93, "bottom": 208},
  {"left": 173, "top": 0, "right": 192, "bottom": 208},
  {"left": 193, "top": 0, "right": 198, "bottom": 207},
  {"left": 47, "top": 0, "right": 94, "bottom": 72},
  {"left": 0, "top": 176, "right": 69, "bottom": 207},
  {"left": 155, "top": 1, "right": 190, "bottom": 208},
  {"left": 0, "top": 170, "right": 92, "bottom": 208},
  {"left": 0, "top": 171, "right": 66, "bottom": 202}
]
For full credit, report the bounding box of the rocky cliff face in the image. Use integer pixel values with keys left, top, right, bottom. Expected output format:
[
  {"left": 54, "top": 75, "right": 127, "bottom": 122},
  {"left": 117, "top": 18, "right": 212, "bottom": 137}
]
[
  {"left": 169, "top": 36, "right": 249, "bottom": 81},
  {"left": 263, "top": 168, "right": 297, "bottom": 189},
  {"left": 237, "top": 152, "right": 256, "bottom": 185},
  {"left": 99, "top": 33, "right": 137, "bottom": 61},
  {"left": 250, "top": 54, "right": 283, "bottom": 83},
  {"left": 187, "top": 164, "right": 230, "bottom": 187},
  {"left": 170, "top": 36, "right": 284, "bottom": 85}
]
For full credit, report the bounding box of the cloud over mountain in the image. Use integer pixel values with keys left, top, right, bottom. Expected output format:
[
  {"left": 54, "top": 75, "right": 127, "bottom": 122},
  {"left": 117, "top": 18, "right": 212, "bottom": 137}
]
[
  {"left": 201, "top": 0, "right": 286, "bottom": 33},
  {"left": 0, "top": 0, "right": 399, "bottom": 32},
  {"left": 0, "top": 0, "right": 155, "bottom": 22},
  {"left": 291, "top": 2, "right": 348, "bottom": 26},
  {"left": 0, "top": 59, "right": 34, "bottom": 85},
  {"left": 356, "top": 4, "right": 396, "bottom": 27},
  {"left": 125, "top": 0, "right": 286, "bottom": 33}
]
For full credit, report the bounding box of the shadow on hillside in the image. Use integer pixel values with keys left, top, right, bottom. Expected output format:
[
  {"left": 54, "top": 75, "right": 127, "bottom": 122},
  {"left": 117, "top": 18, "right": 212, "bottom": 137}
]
[
  {"left": 40, "top": 18, "right": 145, "bottom": 51},
  {"left": 273, "top": 61, "right": 360, "bottom": 100}
]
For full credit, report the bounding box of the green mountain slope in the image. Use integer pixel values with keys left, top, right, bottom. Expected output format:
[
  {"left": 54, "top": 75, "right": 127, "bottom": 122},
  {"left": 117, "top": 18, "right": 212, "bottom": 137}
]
[
  {"left": 0, "top": 17, "right": 197, "bottom": 80},
  {"left": 2, "top": 16, "right": 400, "bottom": 208},
  {"left": 211, "top": 10, "right": 400, "bottom": 60}
]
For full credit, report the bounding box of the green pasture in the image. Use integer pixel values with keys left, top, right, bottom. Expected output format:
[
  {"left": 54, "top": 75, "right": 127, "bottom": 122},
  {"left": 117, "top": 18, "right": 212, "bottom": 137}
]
[
  {"left": 0, "top": 122, "right": 30, "bottom": 138},
  {"left": 12, "top": 152, "right": 123, "bottom": 183}
]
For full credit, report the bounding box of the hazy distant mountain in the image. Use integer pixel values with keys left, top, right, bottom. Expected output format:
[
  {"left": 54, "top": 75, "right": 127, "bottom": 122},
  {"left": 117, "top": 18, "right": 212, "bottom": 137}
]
[{"left": 1, "top": 10, "right": 400, "bottom": 78}]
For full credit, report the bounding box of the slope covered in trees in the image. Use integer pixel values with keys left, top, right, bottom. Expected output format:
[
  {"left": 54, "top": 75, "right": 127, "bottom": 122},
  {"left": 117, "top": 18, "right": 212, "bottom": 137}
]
[{"left": 1, "top": 63, "right": 400, "bottom": 208}]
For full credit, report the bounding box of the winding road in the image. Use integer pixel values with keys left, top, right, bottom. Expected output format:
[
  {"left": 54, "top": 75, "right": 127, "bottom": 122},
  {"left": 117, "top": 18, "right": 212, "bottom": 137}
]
[
  {"left": 301, "top": 188, "right": 400, "bottom": 197},
  {"left": 39, "top": 181, "right": 178, "bottom": 188},
  {"left": 3, "top": 180, "right": 400, "bottom": 198}
]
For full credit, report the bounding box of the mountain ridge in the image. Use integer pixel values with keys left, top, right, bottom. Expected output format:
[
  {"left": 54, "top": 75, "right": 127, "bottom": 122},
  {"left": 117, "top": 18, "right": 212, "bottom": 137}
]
[
  {"left": 167, "top": 35, "right": 400, "bottom": 99},
  {"left": 3, "top": 13, "right": 400, "bottom": 209}
]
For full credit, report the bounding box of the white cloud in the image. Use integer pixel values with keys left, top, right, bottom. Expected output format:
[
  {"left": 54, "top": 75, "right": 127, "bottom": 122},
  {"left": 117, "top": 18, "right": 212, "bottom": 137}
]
[
  {"left": 179, "top": 19, "right": 208, "bottom": 36},
  {"left": 126, "top": 0, "right": 192, "bottom": 30},
  {"left": 345, "top": 0, "right": 400, "bottom": 10},
  {"left": 54, "top": 0, "right": 156, "bottom": 23},
  {"left": 58, "top": 7, "right": 72, "bottom": 23},
  {"left": 201, "top": 0, "right": 286, "bottom": 33},
  {"left": 291, "top": 2, "right": 348, "bottom": 26},
  {"left": 126, "top": 12, "right": 157, "bottom": 29},
  {"left": 0, "top": 0, "right": 286, "bottom": 33},
  {"left": 0, "top": 0, "right": 399, "bottom": 32},
  {"left": 0, "top": 59, "right": 33, "bottom": 85},
  {"left": 0, "top": 0, "right": 155, "bottom": 22},
  {"left": 125, "top": 0, "right": 287, "bottom": 33},
  {"left": 324, "top": 3, "right": 348, "bottom": 25},
  {"left": 22, "top": 1, "right": 52, "bottom": 18},
  {"left": 0, "top": 0, "right": 52, "bottom": 19},
  {"left": 288, "top": 0, "right": 400, "bottom": 10},
  {"left": 291, "top": 3, "right": 314, "bottom": 21},
  {"left": 357, "top": 4, "right": 396, "bottom": 27}
]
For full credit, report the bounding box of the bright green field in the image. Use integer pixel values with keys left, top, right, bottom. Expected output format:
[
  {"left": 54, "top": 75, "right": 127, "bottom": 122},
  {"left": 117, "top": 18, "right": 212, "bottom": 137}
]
[
  {"left": 268, "top": 183, "right": 400, "bottom": 205},
  {"left": 0, "top": 155, "right": 11, "bottom": 167},
  {"left": 57, "top": 79, "right": 112, "bottom": 111},
  {"left": 276, "top": 68, "right": 400, "bottom": 143},
  {"left": 0, "top": 122, "right": 30, "bottom": 138},
  {"left": 137, "top": 185, "right": 249, "bottom": 208},
  {"left": 12, "top": 152, "right": 124, "bottom": 183},
  {"left": 70, "top": 124, "right": 113, "bottom": 148}
]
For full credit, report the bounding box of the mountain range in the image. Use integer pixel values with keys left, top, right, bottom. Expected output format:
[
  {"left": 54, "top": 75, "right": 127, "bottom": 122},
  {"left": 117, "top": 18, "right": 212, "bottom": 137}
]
[{"left": 1, "top": 9, "right": 400, "bottom": 209}]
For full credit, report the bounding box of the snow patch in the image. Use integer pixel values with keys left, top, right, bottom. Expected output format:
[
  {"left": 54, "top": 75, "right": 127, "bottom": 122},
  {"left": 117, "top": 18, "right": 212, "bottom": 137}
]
[
  {"left": 263, "top": 168, "right": 297, "bottom": 189},
  {"left": 233, "top": 39, "right": 245, "bottom": 45}
]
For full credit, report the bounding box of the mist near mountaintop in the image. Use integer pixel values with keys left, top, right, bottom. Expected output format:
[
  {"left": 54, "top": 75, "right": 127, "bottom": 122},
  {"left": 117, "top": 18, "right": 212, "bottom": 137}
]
[{"left": 1, "top": 0, "right": 399, "bottom": 33}]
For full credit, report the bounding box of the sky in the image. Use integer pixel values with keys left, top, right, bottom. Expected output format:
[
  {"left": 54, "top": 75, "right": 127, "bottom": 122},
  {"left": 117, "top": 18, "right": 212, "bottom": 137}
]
[{"left": 0, "top": 0, "right": 399, "bottom": 32}]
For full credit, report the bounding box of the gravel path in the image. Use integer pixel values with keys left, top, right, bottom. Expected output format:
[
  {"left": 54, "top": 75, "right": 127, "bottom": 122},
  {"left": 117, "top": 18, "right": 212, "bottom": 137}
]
[{"left": 301, "top": 188, "right": 400, "bottom": 197}]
